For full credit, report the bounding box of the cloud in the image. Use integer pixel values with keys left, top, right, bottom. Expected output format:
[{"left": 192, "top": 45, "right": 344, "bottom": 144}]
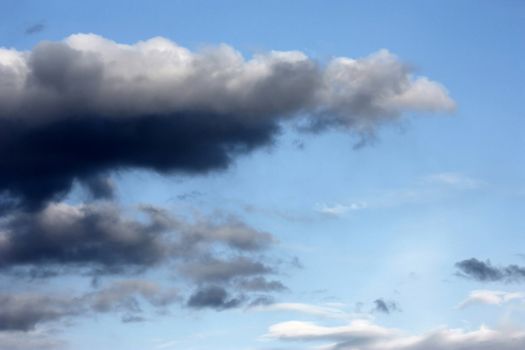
[
  {"left": 0, "top": 279, "right": 179, "bottom": 331},
  {"left": 24, "top": 23, "right": 45, "bottom": 35},
  {"left": 424, "top": 173, "right": 485, "bottom": 190},
  {"left": 0, "top": 293, "right": 79, "bottom": 331},
  {"left": 253, "top": 302, "right": 352, "bottom": 319},
  {"left": 264, "top": 319, "right": 525, "bottom": 350},
  {"left": 315, "top": 202, "right": 367, "bottom": 217},
  {"left": 0, "top": 331, "right": 65, "bottom": 350},
  {"left": 180, "top": 255, "right": 273, "bottom": 283},
  {"left": 455, "top": 258, "right": 525, "bottom": 283},
  {"left": 187, "top": 285, "right": 244, "bottom": 310},
  {"left": 84, "top": 279, "right": 180, "bottom": 314},
  {"left": 458, "top": 290, "right": 525, "bottom": 309},
  {"left": 265, "top": 319, "right": 397, "bottom": 343},
  {"left": 0, "top": 34, "right": 453, "bottom": 209},
  {"left": 0, "top": 202, "right": 276, "bottom": 275},
  {"left": 373, "top": 299, "right": 401, "bottom": 314},
  {"left": 0, "top": 202, "right": 173, "bottom": 273},
  {"left": 237, "top": 277, "right": 287, "bottom": 292}
]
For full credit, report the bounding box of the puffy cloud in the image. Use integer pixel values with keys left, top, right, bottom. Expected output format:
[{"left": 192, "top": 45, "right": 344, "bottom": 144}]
[
  {"left": 458, "top": 290, "right": 525, "bottom": 309},
  {"left": 264, "top": 319, "right": 525, "bottom": 350},
  {"left": 0, "top": 34, "right": 454, "bottom": 209},
  {"left": 456, "top": 258, "right": 525, "bottom": 283}
]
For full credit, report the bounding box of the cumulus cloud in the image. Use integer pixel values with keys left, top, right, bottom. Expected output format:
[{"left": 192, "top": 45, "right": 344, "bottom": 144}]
[
  {"left": 264, "top": 319, "right": 525, "bottom": 350},
  {"left": 0, "top": 34, "right": 454, "bottom": 209},
  {"left": 458, "top": 290, "right": 525, "bottom": 309},
  {"left": 456, "top": 258, "right": 525, "bottom": 283}
]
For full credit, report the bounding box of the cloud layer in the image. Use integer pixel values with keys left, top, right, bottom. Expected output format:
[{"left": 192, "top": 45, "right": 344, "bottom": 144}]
[{"left": 0, "top": 34, "right": 454, "bottom": 208}]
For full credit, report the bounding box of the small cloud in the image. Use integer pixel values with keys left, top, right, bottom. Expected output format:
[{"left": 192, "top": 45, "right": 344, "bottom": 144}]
[
  {"left": 372, "top": 299, "right": 401, "bottom": 314},
  {"left": 251, "top": 302, "right": 356, "bottom": 320},
  {"left": 25, "top": 22, "right": 46, "bottom": 35},
  {"left": 455, "top": 258, "right": 525, "bottom": 283},
  {"left": 315, "top": 202, "right": 367, "bottom": 217},
  {"left": 424, "top": 172, "right": 485, "bottom": 190}
]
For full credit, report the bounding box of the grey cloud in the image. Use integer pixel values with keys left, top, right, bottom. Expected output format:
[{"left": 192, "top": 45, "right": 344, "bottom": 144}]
[
  {"left": 84, "top": 279, "right": 180, "bottom": 313},
  {"left": 187, "top": 285, "right": 244, "bottom": 310},
  {"left": 373, "top": 299, "right": 400, "bottom": 314},
  {"left": 456, "top": 258, "right": 525, "bottom": 283},
  {"left": 0, "top": 202, "right": 277, "bottom": 275},
  {"left": 0, "top": 331, "right": 65, "bottom": 350},
  {"left": 0, "top": 279, "right": 179, "bottom": 331},
  {"left": 0, "top": 293, "right": 79, "bottom": 331},
  {"left": 0, "top": 202, "right": 172, "bottom": 273},
  {"left": 0, "top": 34, "right": 454, "bottom": 209},
  {"left": 238, "top": 277, "right": 287, "bottom": 292},
  {"left": 180, "top": 255, "right": 273, "bottom": 283},
  {"left": 82, "top": 175, "right": 115, "bottom": 199},
  {"left": 24, "top": 23, "right": 45, "bottom": 35}
]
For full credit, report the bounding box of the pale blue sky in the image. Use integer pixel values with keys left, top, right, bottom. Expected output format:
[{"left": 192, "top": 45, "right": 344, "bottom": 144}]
[{"left": 1, "top": 1, "right": 524, "bottom": 350}]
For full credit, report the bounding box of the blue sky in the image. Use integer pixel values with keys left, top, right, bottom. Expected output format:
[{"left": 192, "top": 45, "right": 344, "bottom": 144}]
[{"left": 0, "top": 1, "right": 524, "bottom": 350}]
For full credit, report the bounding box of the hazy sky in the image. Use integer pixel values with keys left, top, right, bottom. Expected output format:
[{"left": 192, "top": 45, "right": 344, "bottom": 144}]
[{"left": 0, "top": 1, "right": 524, "bottom": 350}]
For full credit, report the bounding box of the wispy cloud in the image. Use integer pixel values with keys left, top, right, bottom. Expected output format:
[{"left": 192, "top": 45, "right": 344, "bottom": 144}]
[
  {"left": 263, "top": 319, "right": 525, "bottom": 350},
  {"left": 252, "top": 302, "right": 355, "bottom": 320},
  {"left": 458, "top": 290, "right": 525, "bottom": 309}
]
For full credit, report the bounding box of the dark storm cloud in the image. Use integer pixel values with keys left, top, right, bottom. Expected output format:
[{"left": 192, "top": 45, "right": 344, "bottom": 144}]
[
  {"left": 83, "top": 175, "right": 115, "bottom": 199},
  {"left": 455, "top": 258, "right": 525, "bottom": 283},
  {"left": 373, "top": 299, "right": 400, "bottom": 314},
  {"left": 187, "top": 285, "right": 244, "bottom": 310},
  {"left": 0, "top": 34, "right": 454, "bottom": 209}
]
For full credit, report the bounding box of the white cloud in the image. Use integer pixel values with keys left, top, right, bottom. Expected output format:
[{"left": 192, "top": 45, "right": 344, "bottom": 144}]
[
  {"left": 252, "top": 302, "right": 355, "bottom": 319},
  {"left": 315, "top": 202, "right": 367, "bottom": 217},
  {"left": 424, "top": 172, "right": 485, "bottom": 190},
  {"left": 263, "top": 319, "right": 525, "bottom": 350},
  {"left": 458, "top": 290, "right": 525, "bottom": 309}
]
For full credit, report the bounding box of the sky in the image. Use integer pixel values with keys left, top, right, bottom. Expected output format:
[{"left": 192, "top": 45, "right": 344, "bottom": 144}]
[{"left": 0, "top": 1, "right": 524, "bottom": 349}]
